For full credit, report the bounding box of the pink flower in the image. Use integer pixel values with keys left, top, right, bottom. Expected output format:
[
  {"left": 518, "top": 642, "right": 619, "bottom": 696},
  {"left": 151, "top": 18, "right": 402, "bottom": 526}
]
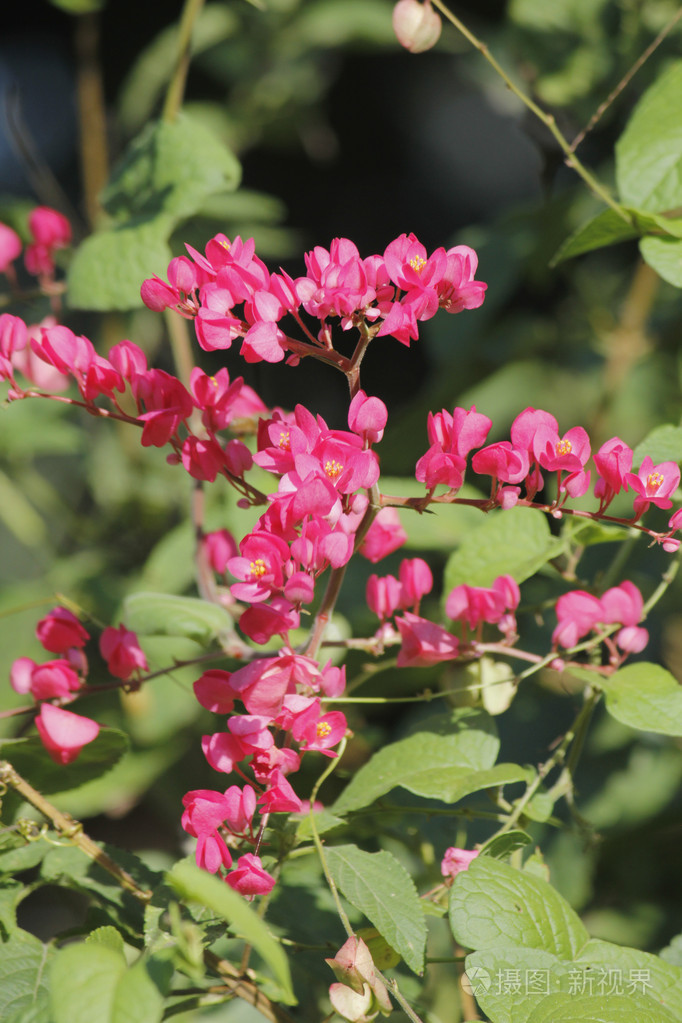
[
  {"left": 0, "top": 223, "right": 22, "bottom": 274},
  {"left": 203, "top": 529, "right": 239, "bottom": 574},
  {"left": 193, "top": 669, "right": 235, "bottom": 714},
  {"left": 471, "top": 441, "right": 529, "bottom": 488},
  {"left": 25, "top": 207, "right": 71, "bottom": 279},
  {"left": 239, "top": 598, "right": 300, "bottom": 645},
  {"left": 358, "top": 508, "right": 407, "bottom": 563},
  {"left": 445, "top": 576, "right": 519, "bottom": 631},
  {"left": 395, "top": 612, "right": 459, "bottom": 667},
  {"left": 552, "top": 591, "right": 604, "bottom": 648},
  {"left": 366, "top": 574, "right": 402, "bottom": 621},
  {"left": 35, "top": 704, "right": 99, "bottom": 765},
  {"left": 10, "top": 658, "right": 82, "bottom": 701},
  {"left": 348, "top": 390, "right": 388, "bottom": 445},
  {"left": 228, "top": 531, "right": 291, "bottom": 603},
  {"left": 289, "top": 699, "right": 347, "bottom": 755},
  {"left": 398, "top": 557, "right": 433, "bottom": 610},
  {"left": 624, "top": 456, "right": 681, "bottom": 519},
  {"left": 226, "top": 853, "right": 276, "bottom": 896},
  {"left": 99, "top": 625, "right": 148, "bottom": 680},
  {"left": 593, "top": 437, "right": 633, "bottom": 507},
  {"left": 36, "top": 608, "right": 89, "bottom": 653},
  {"left": 441, "top": 846, "right": 479, "bottom": 879}
]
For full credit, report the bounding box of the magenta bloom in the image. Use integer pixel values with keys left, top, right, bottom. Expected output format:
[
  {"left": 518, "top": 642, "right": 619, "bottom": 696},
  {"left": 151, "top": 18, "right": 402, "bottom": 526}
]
[
  {"left": 0, "top": 223, "right": 22, "bottom": 274},
  {"left": 35, "top": 704, "right": 99, "bottom": 765},
  {"left": 441, "top": 846, "right": 479, "bottom": 879},
  {"left": 36, "top": 607, "right": 89, "bottom": 653},
  {"left": 226, "top": 853, "right": 276, "bottom": 896},
  {"left": 358, "top": 508, "right": 407, "bottom": 563},
  {"left": 624, "top": 456, "right": 681, "bottom": 519},
  {"left": 366, "top": 573, "right": 402, "bottom": 621},
  {"left": 10, "top": 657, "right": 82, "bottom": 702},
  {"left": 348, "top": 390, "right": 388, "bottom": 445},
  {"left": 100, "top": 625, "right": 148, "bottom": 680},
  {"left": 395, "top": 612, "right": 459, "bottom": 667},
  {"left": 193, "top": 669, "right": 235, "bottom": 714},
  {"left": 398, "top": 557, "right": 433, "bottom": 610},
  {"left": 593, "top": 437, "right": 633, "bottom": 507},
  {"left": 552, "top": 591, "right": 604, "bottom": 649}
]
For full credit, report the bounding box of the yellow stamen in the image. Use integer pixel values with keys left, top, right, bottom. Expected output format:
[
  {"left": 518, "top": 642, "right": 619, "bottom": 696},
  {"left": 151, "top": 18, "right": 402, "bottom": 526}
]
[
  {"left": 249, "top": 558, "right": 267, "bottom": 579},
  {"left": 278, "top": 430, "right": 291, "bottom": 450},
  {"left": 556, "top": 439, "right": 572, "bottom": 456},
  {"left": 325, "top": 459, "right": 343, "bottom": 480},
  {"left": 409, "top": 255, "right": 426, "bottom": 273},
  {"left": 316, "top": 721, "right": 332, "bottom": 739},
  {"left": 647, "top": 471, "right": 664, "bottom": 491}
]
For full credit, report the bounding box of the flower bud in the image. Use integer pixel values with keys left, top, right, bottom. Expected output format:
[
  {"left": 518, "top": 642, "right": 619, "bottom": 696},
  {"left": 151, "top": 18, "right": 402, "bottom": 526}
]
[{"left": 392, "top": 0, "right": 442, "bottom": 53}]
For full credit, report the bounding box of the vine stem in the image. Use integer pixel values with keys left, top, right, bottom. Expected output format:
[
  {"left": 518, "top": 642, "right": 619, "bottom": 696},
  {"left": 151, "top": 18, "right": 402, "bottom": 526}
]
[
  {"left": 377, "top": 971, "right": 426, "bottom": 1023},
  {"left": 162, "top": 0, "right": 206, "bottom": 123},
  {"left": 307, "top": 738, "right": 354, "bottom": 938},
  {"left": 430, "top": 0, "right": 631, "bottom": 223},
  {"left": 0, "top": 759, "right": 151, "bottom": 900},
  {"left": 491, "top": 687, "right": 601, "bottom": 837}
]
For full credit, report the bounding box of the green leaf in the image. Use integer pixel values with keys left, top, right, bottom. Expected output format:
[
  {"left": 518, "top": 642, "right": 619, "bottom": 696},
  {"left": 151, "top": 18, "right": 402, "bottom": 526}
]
[
  {"left": 67, "top": 217, "right": 172, "bottom": 311},
  {"left": 333, "top": 708, "right": 500, "bottom": 812},
  {"left": 0, "top": 929, "right": 53, "bottom": 1022},
  {"left": 574, "top": 938, "right": 682, "bottom": 1018},
  {"left": 659, "top": 932, "right": 682, "bottom": 967},
  {"left": 51, "top": 943, "right": 125, "bottom": 1023},
  {"left": 41, "top": 843, "right": 160, "bottom": 937},
  {"left": 443, "top": 507, "right": 563, "bottom": 591},
  {"left": 0, "top": 881, "right": 26, "bottom": 937},
  {"left": 86, "top": 927, "right": 125, "bottom": 955},
  {"left": 295, "top": 809, "right": 346, "bottom": 841},
  {"left": 326, "top": 845, "right": 427, "bottom": 975},
  {"left": 639, "top": 235, "right": 682, "bottom": 288},
  {"left": 449, "top": 857, "right": 589, "bottom": 959},
  {"left": 464, "top": 946, "right": 573, "bottom": 1023},
  {"left": 101, "top": 115, "right": 241, "bottom": 223},
  {"left": 596, "top": 663, "right": 682, "bottom": 736},
  {"left": 616, "top": 60, "right": 682, "bottom": 212},
  {"left": 109, "top": 955, "right": 173, "bottom": 1023},
  {"left": 122, "top": 591, "right": 233, "bottom": 646},
  {"left": 562, "top": 518, "right": 632, "bottom": 547},
  {"left": 551, "top": 207, "right": 682, "bottom": 266},
  {"left": 167, "top": 860, "right": 295, "bottom": 1005},
  {"left": 479, "top": 830, "right": 533, "bottom": 860},
  {"left": 0, "top": 728, "right": 129, "bottom": 796},
  {"left": 527, "top": 992, "right": 679, "bottom": 1023},
  {"left": 632, "top": 424, "right": 682, "bottom": 467}
]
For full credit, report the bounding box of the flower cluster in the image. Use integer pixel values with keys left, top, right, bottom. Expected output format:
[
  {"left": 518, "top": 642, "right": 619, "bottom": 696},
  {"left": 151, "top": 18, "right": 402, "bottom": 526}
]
[
  {"left": 2, "top": 228, "right": 673, "bottom": 910},
  {"left": 9, "top": 607, "right": 148, "bottom": 764},
  {"left": 141, "top": 231, "right": 486, "bottom": 360},
  {"left": 183, "top": 653, "right": 348, "bottom": 893},
  {"left": 0, "top": 206, "right": 71, "bottom": 287},
  {"left": 414, "top": 404, "right": 682, "bottom": 541}
]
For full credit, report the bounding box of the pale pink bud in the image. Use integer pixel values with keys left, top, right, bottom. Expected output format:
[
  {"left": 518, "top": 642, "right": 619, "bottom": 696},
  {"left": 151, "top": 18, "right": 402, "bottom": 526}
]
[{"left": 393, "top": 0, "right": 442, "bottom": 53}]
